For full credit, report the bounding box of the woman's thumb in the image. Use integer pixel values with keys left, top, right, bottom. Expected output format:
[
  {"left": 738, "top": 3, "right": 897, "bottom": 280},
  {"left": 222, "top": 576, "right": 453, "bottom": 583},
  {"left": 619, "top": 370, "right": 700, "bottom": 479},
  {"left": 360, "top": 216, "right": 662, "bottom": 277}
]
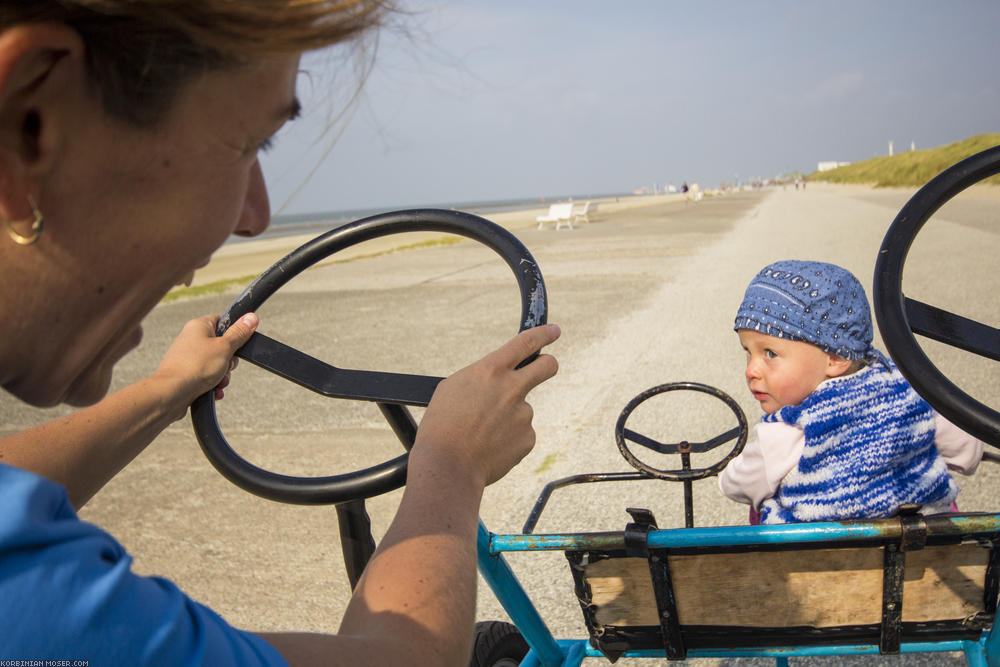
[{"left": 223, "top": 312, "right": 259, "bottom": 349}]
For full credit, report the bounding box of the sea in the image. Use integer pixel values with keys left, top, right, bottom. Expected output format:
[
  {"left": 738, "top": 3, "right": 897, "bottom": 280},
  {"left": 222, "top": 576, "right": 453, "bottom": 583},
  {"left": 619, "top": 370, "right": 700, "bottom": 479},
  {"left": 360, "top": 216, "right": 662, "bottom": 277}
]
[{"left": 228, "top": 193, "right": 627, "bottom": 245}]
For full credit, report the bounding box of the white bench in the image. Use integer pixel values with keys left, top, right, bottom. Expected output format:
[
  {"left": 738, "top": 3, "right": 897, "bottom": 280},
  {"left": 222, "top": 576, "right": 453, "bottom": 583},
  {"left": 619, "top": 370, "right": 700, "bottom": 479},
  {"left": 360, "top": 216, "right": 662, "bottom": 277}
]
[
  {"left": 572, "top": 200, "right": 595, "bottom": 224},
  {"left": 536, "top": 202, "right": 574, "bottom": 230}
]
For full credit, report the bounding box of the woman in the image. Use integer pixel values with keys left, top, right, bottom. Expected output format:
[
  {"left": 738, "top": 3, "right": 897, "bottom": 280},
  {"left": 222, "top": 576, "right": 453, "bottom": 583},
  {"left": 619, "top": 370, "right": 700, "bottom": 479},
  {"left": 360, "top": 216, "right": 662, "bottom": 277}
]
[{"left": 0, "top": 3, "right": 560, "bottom": 665}]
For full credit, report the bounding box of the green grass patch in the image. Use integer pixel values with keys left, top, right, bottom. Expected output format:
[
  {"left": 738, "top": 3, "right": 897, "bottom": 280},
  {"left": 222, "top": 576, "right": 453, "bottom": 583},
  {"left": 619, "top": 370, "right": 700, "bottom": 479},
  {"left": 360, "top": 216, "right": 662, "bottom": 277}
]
[
  {"left": 809, "top": 133, "right": 1000, "bottom": 188},
  {"left": 534, "top": 453, "right": 560, "bottom": 474},
  {"left": 162, "top": 275, "right": 259, "bottom": 303},
  {"left": 163, "top": 235, "right": 464, "bottom": 303}
]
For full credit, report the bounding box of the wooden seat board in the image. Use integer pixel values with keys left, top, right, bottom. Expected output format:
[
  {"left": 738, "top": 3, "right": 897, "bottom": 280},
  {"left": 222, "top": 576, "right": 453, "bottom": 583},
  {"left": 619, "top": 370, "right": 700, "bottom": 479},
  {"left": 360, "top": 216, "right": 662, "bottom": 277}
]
[{"left": 585, "top": 544, "right": 988, "bottom": 628}]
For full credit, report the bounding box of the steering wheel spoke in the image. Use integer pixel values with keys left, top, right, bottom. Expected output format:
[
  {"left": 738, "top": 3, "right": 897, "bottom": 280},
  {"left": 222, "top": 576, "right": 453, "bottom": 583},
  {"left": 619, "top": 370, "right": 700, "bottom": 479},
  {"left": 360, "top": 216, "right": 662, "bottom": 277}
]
[
  {"left": 904, "top": 297, "right": 1000, "bottom": 362},
  {"left": 238, "top": 332, "right": 443, "bottom": 406},
  {"left": 624, "top": 426, "right": 742, "bottom": 455}
]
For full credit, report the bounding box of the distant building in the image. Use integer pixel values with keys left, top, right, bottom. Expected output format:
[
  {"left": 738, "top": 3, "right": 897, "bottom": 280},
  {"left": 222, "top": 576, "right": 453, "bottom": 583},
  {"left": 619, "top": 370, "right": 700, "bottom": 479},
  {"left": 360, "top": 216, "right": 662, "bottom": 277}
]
[{"left": 817, "top": 161, "right": 851, "bottom": 172}]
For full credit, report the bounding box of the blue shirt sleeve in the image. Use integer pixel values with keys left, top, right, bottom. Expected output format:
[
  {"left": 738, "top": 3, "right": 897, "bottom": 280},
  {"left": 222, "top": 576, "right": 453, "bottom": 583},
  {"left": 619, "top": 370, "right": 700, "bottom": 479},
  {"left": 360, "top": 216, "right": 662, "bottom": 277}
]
[{"left": 0, "top": 463, "right": 288, "bottom": 666}]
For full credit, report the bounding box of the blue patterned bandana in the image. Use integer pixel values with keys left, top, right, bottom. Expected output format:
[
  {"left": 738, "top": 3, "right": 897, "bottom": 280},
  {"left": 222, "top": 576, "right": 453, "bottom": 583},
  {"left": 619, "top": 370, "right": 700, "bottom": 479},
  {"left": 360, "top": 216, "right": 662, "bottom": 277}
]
[{"left": 734, "top": 260, "right": 874, "bottom": 360}]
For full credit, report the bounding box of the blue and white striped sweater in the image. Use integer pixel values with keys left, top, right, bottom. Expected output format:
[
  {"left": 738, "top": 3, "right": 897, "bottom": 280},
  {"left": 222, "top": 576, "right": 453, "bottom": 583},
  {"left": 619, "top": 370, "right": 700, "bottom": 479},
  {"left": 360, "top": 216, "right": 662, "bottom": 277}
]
[{"left": 759, "top": 352, "right": 957, "bottom": 524}]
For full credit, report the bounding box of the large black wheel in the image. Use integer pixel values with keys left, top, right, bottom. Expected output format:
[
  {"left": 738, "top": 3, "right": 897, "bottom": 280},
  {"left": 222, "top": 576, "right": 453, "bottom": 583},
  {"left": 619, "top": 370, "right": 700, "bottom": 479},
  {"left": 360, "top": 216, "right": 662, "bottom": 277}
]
[
  {"left": 469, "top": 621, "right": 528, "bottom": 667},
  {"left": 873, "top": 145, "right": 1000, "bottom": 447},
  {"left": 191, "top": 209, "right": 547, "bottom": 505}
]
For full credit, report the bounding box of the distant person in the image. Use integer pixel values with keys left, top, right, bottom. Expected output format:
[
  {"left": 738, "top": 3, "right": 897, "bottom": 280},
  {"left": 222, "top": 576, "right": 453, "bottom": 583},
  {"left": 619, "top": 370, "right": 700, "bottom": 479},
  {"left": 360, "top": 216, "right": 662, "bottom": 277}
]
[
  {"left": 687, "top": 182, "right": 702, "bottom": 202},
  {"left": 718, "top": 260, "right": 982, "bottom": 524},
  {"left": 681, "top": 181, "right": 689, "bottom": 194}
]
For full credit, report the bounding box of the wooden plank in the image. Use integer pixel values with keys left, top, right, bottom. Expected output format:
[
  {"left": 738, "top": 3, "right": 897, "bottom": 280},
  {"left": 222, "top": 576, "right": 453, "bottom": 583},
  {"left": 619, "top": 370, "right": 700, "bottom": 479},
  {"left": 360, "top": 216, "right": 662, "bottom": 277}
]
[
  {"left": 586, "top": 544, "right": 987, "bottom": 628},
  {"left": 903, "top": 544, "right": 988, "bottom": 622}
]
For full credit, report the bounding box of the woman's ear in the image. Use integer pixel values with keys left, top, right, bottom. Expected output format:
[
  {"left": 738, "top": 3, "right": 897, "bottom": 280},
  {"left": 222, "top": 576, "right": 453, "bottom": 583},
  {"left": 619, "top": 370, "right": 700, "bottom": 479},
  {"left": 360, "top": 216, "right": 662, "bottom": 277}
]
[
  {"left": 825, "top": 353, "right": 853, "bottom": 378},
  {"left": 0, "top": 24, "right": 84, "bottom": 209}
]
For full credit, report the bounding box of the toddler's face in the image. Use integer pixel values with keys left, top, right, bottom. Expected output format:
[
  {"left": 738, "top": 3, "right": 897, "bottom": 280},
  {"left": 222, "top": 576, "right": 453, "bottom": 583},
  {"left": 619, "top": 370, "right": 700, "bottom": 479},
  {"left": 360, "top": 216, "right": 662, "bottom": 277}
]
[{"left": 738, "top": 330, "right": 841, "bottom": 414}]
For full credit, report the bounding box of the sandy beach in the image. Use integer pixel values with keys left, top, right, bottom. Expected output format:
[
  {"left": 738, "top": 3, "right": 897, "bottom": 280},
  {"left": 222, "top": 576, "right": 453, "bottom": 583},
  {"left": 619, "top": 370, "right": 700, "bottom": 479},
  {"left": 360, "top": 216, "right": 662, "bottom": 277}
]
[
  {"left": 177, "top": 193, "right": 678, "bottom": 289},
  {"left": 3, "top": 184, "right": 999, "bottom": 665}
]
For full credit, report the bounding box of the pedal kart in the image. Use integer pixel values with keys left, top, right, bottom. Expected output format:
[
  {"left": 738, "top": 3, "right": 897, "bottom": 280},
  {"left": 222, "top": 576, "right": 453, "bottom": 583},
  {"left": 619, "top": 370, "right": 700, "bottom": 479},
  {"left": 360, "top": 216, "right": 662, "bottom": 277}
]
[{"left": 192, "top": 145, "right": 1000, "bottom": 666}]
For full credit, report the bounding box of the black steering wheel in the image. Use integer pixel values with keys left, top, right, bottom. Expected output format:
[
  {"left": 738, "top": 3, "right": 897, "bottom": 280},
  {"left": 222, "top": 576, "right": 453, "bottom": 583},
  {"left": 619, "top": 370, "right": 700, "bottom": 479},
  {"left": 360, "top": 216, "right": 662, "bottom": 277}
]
[
  {"left": 614, "top": 382, "right": 748, "bottom": 481},
  {"left": 191, "top": 209, "right": 547, "bottom": 505},
  {"left": 873, "top": 145, "right": 1000, "bottom": 448}
]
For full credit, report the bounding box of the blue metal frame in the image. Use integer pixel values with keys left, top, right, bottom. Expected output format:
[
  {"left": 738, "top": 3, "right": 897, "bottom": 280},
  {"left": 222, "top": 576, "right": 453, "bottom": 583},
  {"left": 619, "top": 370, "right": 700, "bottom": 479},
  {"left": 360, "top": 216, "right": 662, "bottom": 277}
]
[{"left": 476, "top": 516, "right": 1000, "bottom": 666}]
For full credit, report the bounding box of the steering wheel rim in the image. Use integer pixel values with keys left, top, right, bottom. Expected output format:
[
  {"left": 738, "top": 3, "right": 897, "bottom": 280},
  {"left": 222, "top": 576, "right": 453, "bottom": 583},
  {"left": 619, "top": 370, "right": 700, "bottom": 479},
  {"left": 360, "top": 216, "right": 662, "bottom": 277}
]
[
  {"left": 873, "top": 145, "right": 1000, "bottom": 447},
  {"left": 614, "top": 382, "right": 748, "bottom": 481},
  {"left": 191, "top": 208, "right": 547, "bottom": 505}
]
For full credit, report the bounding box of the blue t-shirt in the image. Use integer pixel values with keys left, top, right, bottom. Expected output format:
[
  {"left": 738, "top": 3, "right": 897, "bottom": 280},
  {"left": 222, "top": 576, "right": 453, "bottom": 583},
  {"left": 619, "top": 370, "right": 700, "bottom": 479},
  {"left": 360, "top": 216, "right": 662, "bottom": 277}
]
[{"left": 0, "top": 462, "right": 287, "bottom": 665}]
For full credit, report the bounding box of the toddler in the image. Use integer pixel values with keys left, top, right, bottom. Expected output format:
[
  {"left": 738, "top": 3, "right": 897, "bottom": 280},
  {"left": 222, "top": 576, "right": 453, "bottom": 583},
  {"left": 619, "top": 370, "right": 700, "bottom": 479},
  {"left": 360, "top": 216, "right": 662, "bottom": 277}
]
[{"left": 718, "top": 260, "right": 983, "bottom": 524}]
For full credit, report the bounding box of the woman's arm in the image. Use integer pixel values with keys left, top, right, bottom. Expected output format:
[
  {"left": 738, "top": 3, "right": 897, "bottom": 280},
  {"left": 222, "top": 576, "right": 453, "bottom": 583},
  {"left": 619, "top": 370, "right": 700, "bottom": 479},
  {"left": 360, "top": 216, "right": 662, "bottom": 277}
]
[
  {"left": 259, "top": 324, "right": 561, "bottom": 666},
  {"left": 0, "top": 314, "right": 258, "bottom": 509}
]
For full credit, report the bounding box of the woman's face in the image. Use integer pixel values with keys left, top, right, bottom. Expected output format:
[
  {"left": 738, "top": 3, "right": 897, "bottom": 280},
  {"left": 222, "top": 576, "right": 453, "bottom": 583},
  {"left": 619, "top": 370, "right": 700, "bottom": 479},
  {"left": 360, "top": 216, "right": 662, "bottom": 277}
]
[{"left": 18, "top": 54, "right": 301, "bottom": 406}]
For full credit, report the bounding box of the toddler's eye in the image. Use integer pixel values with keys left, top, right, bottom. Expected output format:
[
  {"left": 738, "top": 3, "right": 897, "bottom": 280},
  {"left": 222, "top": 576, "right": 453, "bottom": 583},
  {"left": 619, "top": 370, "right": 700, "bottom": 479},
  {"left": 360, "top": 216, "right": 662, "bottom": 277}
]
[{"left": 765, "top": 349, "right": 777, "bottom": 359}]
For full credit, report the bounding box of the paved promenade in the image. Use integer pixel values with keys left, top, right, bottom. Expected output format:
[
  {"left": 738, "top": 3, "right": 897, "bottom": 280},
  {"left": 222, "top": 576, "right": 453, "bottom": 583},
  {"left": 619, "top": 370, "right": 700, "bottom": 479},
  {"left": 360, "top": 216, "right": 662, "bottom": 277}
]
[{"left": 3, "top": 184, "right": 998, "bottom": 664}]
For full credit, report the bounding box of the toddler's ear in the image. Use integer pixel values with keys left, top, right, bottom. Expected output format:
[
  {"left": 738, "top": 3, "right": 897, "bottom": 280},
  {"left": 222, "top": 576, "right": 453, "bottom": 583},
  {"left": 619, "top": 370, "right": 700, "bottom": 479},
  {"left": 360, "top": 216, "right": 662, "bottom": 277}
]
[{"left": 825, "top": 354, "right": 853, "bottom": 378}]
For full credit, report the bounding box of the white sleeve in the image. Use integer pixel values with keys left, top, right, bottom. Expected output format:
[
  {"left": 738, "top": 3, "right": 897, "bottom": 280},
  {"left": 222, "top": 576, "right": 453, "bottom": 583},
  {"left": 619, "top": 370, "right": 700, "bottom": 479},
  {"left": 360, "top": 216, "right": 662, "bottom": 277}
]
[
  {"left": 934, "top": 412, "right": 984, "bottom": 475},
  {"left": 718, "top": 421, "right": 805, "bottom": 509}
]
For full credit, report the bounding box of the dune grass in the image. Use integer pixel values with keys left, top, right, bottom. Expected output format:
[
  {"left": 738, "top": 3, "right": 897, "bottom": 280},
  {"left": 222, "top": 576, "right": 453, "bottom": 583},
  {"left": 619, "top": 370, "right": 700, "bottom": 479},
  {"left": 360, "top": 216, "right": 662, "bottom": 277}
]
[{"left": 809, "top": 133, "right": 1000, "bottom": 188}]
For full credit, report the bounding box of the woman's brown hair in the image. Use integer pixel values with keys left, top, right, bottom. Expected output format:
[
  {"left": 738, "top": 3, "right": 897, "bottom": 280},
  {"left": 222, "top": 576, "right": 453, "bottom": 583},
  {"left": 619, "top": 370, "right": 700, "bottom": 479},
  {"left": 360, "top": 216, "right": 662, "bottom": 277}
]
[{"left": 0, "top": 1, "right": 395, "bottom": 126}]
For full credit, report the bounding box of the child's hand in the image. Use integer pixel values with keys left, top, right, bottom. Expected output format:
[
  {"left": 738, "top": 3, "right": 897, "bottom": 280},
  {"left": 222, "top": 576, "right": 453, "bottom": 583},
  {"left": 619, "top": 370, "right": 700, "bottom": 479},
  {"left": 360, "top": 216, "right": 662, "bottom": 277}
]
[
  {"left": 412, "top": 324, "right": 560, "bottom": 488},
  {"left": 153, "top": 313, "right": 259, "bottom": 413}
]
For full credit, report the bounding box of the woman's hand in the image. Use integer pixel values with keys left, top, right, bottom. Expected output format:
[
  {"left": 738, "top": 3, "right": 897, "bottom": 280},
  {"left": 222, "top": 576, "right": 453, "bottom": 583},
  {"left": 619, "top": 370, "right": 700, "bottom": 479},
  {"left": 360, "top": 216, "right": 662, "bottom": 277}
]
[
  {"left": 153, "top": 313, "right": 259, "bottom": 413},
  {"left": 412, "top": 323, "right": 560, "bottom": 488}
]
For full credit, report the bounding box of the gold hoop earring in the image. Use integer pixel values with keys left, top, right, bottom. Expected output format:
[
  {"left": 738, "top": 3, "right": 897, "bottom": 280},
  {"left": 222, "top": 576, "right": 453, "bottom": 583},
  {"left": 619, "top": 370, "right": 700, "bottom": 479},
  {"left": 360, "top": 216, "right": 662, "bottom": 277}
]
[{"left": 3, "top": 196, "right": 44, "bottom": 246}]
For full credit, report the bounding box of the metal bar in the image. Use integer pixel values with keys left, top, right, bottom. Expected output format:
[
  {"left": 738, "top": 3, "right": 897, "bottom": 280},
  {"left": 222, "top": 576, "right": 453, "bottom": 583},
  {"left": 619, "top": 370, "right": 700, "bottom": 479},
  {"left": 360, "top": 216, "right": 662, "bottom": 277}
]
[
  {"left": 683, "top": 479, "right": 694, "bottom": 528},
  {"left": 493, "top": 516, "right": 1000, "bottom": 553},
  {"left": 376, "top": 402, "right": 418, "bottom": 451},
  {"left": 648, "top": 551, "right": 686, "bottom": 659},
  {"left": 881, "top": 543, "right": 905, "bottom": 653},
  {"left": 335, "top": 500, "right": 376, "bottom": 589},
  {"left": 681, "top": 452, "right": 693, "bottom": 528},
  {"left": 963, "top": 639, "right": 988, "bottom": 667},
  {"left": 476, "top": 522, "right": 564, "bottom": 666},
  {"left": 491, "top": 532, "right": 627, "bottom": 553},
  {"left": 985, "top": 613, "right": 1000, "bottom": 666},
  {"left": 596, "top": 639, "right": 972, "bottom": 659},
  {"left": 522, "top": 471, "right": 647, "bottom": 534},
  {"left": 986, "top": 542, "right": 1000, "bottom": 614}
]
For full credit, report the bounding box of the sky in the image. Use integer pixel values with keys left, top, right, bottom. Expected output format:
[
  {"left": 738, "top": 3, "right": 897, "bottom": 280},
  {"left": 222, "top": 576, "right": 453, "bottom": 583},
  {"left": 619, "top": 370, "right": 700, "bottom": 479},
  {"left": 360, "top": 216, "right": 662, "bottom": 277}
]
[{"left": 259, "top": 1, "right": 1000, "bottom": 216}]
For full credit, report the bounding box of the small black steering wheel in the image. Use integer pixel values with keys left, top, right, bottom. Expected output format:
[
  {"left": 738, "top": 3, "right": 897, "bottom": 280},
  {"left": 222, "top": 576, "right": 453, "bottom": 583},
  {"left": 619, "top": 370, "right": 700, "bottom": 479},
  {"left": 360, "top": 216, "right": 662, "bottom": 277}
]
[
  {"left": 191, "top": 209, "right": 547, "bottom": 505},
  {"left": 614, "top": 382, "right": 748, "bottom": 481},
  {"left": 873, "top": 145, "right": 1000, "bottom": 448}
]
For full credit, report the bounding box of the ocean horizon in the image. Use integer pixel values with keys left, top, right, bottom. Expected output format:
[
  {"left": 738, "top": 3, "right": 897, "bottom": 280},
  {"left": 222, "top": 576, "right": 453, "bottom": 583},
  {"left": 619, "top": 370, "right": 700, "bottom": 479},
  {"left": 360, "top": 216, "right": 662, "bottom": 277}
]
[{"left": 229, "top": 192, "right": 630, "bottom": 244}]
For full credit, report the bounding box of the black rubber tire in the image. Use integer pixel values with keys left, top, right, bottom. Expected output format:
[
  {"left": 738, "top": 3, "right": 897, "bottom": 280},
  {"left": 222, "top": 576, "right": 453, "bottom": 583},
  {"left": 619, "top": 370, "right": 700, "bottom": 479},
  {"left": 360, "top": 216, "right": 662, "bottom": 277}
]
[{"left": 469, "top": 621, "right": 528, "bottom": 667}]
